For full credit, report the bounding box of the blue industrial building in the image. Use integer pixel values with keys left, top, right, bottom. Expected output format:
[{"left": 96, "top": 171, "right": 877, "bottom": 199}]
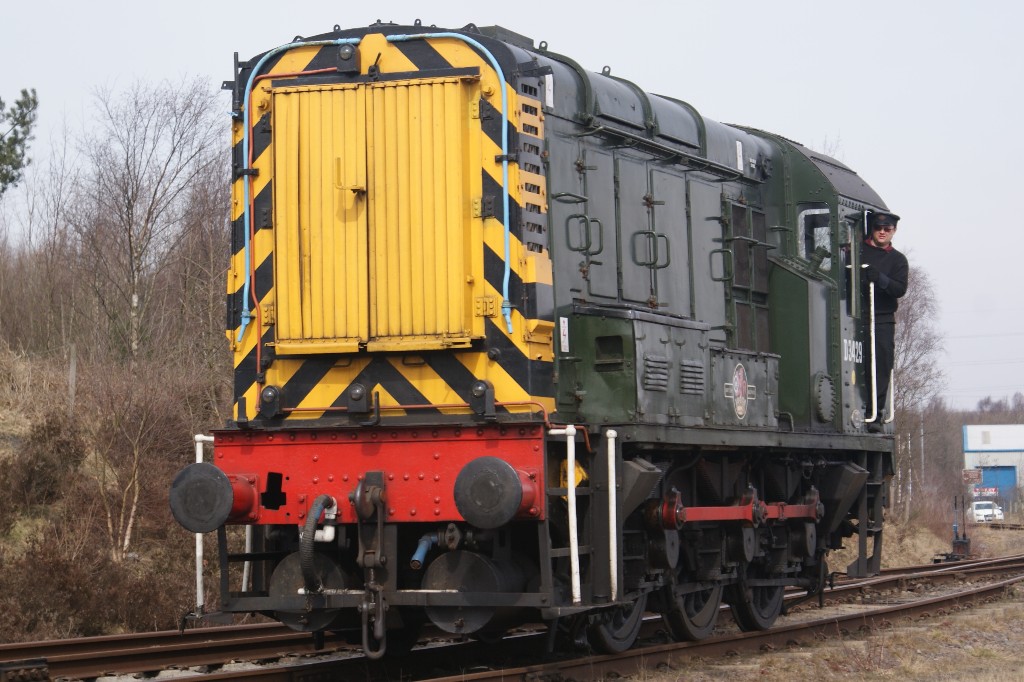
[{"left": 963, "top": 424, "right": 1024, "bottom": 504}]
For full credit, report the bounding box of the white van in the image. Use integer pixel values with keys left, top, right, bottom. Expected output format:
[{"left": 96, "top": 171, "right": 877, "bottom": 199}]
[{"left": 971, "top": 500, "right": 1004, "bottom": 523}]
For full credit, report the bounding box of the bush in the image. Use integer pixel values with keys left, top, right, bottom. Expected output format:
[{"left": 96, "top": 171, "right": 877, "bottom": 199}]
[
  {"left": 5, "top": 412, "right": 85, "bottom": 508},
  {"left": 0, "top": 525, "right": 197, "bottom": 642}
]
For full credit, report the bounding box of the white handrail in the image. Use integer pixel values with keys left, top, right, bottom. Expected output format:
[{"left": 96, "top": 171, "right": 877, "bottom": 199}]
[
  {"left": 605, "top": 430, "right": 618, "bottom": 602},
  {"left": 548, "top": 426, "right": 581, "bottom": 604},
  {"left": 193, "top": 434, "right": 215, "bottom": 612},
  {"left": 865, "top": 278, "right": 878, "bottom": 424},
  {"left": 884, "top": 371, "right": 896, "bottom": 424}
]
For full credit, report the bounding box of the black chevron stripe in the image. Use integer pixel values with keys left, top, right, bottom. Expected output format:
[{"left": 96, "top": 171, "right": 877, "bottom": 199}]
[
  {"left": 230, "top": 178, "right": 273, "bottom": 260},
  {"left": 280, "top": 356, "right": 343, "bottom": 409},
  {"left": 233, "top": 327, "right": 276, "bottom": 399},
  {"left": 253, "top": 253, "right": 274, "bottom": 303},
  {"left": 301, "top": 44, "right": 342, "bottom": 71},
  {"left": 331, "top": 357, "right": 439, "bottom": 413},
  {"left": 479, "top": 96, "right": 507, "bottom": 151},
  {"left": 226, "top": 252, "right": 274, "bottom": 334},
  {"left": 393, "top": 39, "right": 454, "bottom": 71},
  {"left": 230, "top": 215, "right": 245, "bottom": 260},
  {"left": 482, "top": 170, "right": 513, "bottom": 228},
  {"left": 252, "top": 178, "right": 273, "bottom": 234},
  {"left": 231, "top": 113, "right": 273, "bottom": 185},
  {"left": 484, "top": 243, "right": 523, "bottom": 306},
  {"left": 424, "top": 354, "right": 509, "bottom": 413},
  {"left": 484, "top": 319, "right": 554, "bottom": 398}
]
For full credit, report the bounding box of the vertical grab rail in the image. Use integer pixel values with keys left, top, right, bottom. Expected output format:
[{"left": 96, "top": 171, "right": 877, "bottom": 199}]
[
  {"left": 605, "top": 429, "right": 618, "bottom": 602},
  {"left": 865, "top": 277, "right": 878, "bottom": 424},
  {"left": 548, "top": 425, "right": 581, "bottom": 604},
  {"left": 192, "top": 434, "right": 215, "bottom": 612}
]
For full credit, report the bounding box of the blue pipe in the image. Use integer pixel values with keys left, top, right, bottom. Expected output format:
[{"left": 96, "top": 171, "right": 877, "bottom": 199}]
[
  {"left": 236, "top": 38, "right": 362, "bottom": 343},
  {"left": 410, "top": 532, "right": 438, "bottom": 570},
  {"left": 387, "top": 32, "right": 516, "bottom": 334}
]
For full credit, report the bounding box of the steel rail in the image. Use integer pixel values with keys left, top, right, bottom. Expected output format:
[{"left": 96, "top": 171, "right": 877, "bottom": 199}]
[
  {"left": 4, "top": 558, "right": 1024, "bottom": 680},
  {"left": 422, "top": 573, "right": 1024, "bottom": 682},
  {"left": 0, "top": 623, "right": 351, "bottom": 680}
]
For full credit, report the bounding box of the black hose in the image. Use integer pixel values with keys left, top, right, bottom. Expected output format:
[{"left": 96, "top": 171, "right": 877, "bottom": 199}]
[{"left": 300, "top": 494, "right": 334, "bottom": 594}]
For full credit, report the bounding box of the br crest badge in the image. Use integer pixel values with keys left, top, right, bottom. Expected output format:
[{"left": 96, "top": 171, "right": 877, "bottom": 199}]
[{"left": 724, "top": 363, "right": 757, "bottom": 420}]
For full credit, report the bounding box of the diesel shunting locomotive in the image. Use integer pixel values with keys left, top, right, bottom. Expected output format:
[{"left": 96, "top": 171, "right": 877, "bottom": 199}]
[{"left": 170, "top": 21, "right": 895, "bottom": 657}]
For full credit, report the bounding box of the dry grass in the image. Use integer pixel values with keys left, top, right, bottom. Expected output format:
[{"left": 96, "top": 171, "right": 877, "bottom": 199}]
[
  {"left": 636, "top": 591, "right": 1024, "bottom": 681},
  {"left": 637, "top": 524, "right": 1024, "bottom": 681},
  {"left": 649, "top": 589, "right": 1024, "bottom": 681},
  {"left": 827, "top": 517, "right": 950, "bottom": 573}
]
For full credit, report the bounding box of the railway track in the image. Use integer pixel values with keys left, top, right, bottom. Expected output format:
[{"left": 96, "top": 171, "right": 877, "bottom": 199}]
[
  {"left": 983, "top": 522, "right": 1024, "bottom": 531},
  {"left": 3, "top": 555, "right": 1024, "bottom": 681}
]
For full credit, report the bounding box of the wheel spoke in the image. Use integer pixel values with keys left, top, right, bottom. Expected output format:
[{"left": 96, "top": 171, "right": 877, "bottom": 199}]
[
  {"left": 662, "top": 579, "right": 723, "bottom": 641},
  {"left": 588, "top": 592, "right": 648, "bottom": 653},
  {"left": 727, "top": 566, "right": 784, "bottom": 631}
]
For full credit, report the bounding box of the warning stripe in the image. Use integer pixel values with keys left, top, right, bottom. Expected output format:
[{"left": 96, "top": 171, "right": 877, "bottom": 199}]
[
  {"left": 392, "top": 39, "right": 453, "bottom": 71},
  {"left": 228, "top": 32, "right": 556, "bottom": 421}
]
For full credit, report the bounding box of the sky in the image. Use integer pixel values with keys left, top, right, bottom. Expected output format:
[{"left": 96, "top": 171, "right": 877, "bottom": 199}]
[{"left": 2, "top": 0, "right": 1022, "bottom": 410}]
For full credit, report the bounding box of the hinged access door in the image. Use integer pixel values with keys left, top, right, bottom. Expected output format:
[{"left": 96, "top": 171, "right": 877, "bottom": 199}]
[{"left": 271, "top": 75, "right": 481, "bottom": 354}]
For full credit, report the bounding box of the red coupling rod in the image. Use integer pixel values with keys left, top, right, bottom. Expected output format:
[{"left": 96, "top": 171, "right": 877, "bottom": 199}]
[{"left": 652, "top": 487, "right": 822, "bottom": 530}]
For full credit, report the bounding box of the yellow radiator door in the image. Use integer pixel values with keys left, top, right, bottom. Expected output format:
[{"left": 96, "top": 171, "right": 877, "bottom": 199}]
[
  {"left": 272, "top": 76, "right": 479, "bottom": 355},
  {"left": 272, "top": 84, "right": 369, "bottom": 353}
]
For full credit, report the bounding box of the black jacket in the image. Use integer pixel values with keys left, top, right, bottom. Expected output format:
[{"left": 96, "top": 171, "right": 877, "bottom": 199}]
[{"left": 861, "top": 240, "right": 908, "bottom": 320}]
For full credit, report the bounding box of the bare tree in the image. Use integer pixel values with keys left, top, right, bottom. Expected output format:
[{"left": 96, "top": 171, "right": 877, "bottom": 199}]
[
  {"left": 894, "top": 267, "right": 944, "bottom": 413},
  {"left": 70, "top": 78, "right": 220, "bottom": 367},
  {"left": 890, "top": 266, "right": 945, "bottom": 521},
  {"left": 61, "top": 78, "right": 223, "bottom": 561},
  {"left": 156, "top": 159, "right": 233, "bottom": 427},
  {"left": 0, "top": 134, "right": 82, "bottom": 356},
  {"left": 83, "top": 363, "right": 185, "bottom": 562}
]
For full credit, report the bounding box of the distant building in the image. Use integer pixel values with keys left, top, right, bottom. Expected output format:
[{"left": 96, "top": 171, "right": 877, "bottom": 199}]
[{"left": 963, "top": 424, "right": 1024, "bottom": 503}]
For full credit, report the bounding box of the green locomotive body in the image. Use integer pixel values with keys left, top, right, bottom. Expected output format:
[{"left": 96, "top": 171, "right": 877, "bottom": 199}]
[{"left": 170, "top": 22, "right": 894, "bottom": 656}]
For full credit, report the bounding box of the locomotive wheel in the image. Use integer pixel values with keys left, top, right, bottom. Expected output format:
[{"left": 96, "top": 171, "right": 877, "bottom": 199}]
[
  {"left": 662, "top": 578, "right": 723, "bottom": 641},
  {"left": 268, "top": 552, "right": 346, "bottom": 632},
  {"left": 588, "top": 592, "right": 648, "bottom": 653},
  {"left": 727, "top": 565, "right": 784, "bottom": 631}
]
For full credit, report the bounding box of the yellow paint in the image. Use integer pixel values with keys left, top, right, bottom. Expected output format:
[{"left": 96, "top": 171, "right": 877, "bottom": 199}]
[
  {"left": 524, "top": 251, "right": 553, "bottom": 286},
  {"left": 358, "top": 33, "right": 417, "bottom": 74},
  {"left": 385, "top": 357, "right": 466, "bottom": 411},
  {"left": 268, "top": 75, "right": 484, "bottom": 354},
  {"left": 229, "top": 35, "right": 558, "bottom": 417}
]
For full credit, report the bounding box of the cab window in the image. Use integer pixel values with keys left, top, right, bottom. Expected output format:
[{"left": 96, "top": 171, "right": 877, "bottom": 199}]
[{"left": 796, "top": 203, "right": 831, "bottom": 272}]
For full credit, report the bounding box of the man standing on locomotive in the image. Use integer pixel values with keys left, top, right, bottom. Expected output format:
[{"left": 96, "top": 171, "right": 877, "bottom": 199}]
[{"left": 861, "top": 211, "right": 908, "bottom": 427}]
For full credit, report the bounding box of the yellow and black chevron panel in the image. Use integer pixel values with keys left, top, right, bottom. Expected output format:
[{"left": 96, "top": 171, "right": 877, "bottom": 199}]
[{"left": 227, "top": 29, "right": 554, "bottom": 423}]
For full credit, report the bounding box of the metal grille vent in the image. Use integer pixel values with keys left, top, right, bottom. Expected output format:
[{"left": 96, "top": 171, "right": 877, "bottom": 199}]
[
  {"left": 643, "top": 355, "right": 670, "bottom": 392},
  {"left": 680, "top": 359, "right": 705, "bottom": 395}
]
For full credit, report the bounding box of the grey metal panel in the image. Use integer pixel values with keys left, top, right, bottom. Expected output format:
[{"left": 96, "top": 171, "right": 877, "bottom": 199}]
[
  {"left": 537, "top": 58, "right": 588, "bottom": 116},
  {"left": 633, "top": 318, "right": 709, "bottom": 427},
  {"left": 591, "top": 74, "right": 647, "bottom": 129},
  {"left": 651, "top": 169, "right": 691, "bottom": 318},
  {"left": 688, "top": 179, "right": 727, "bottom": 335},
  {"left": 571, "top": 302, "right": 709, "bottom": 330},
  {"left": 649, "top": 94, "right": 701, "bottom": 148},
  {"left": 617, "top": 155, "right": 654, "bottom": 304},
  {"left": 704, "top": 119, "right": 774, "bottom": 179},
  {"left": 709, "top": 349, "right": 779, "bottom": 428},
  {"left": 547, "top": 131, "right": 588, "bottom": 303},
  {"left": 582, "top": 148, "right": 618, "bottom": 299}
]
